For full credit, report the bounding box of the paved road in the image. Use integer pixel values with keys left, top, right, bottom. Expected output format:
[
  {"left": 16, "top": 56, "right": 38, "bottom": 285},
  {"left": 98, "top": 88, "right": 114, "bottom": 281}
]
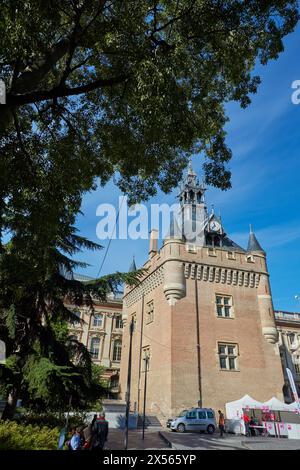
[
  {"left": 160, "top": 430, "right": 300, "bottom": 450},
  {"left": 96, "top": 428, "right": 300, "bottom": 451}
]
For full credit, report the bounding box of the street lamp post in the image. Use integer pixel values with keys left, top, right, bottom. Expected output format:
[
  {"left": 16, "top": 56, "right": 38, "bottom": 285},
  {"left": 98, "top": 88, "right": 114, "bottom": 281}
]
[
  {"left": 124, "top": 318, "right": 135, "bottom": 450},
  {"left": 142, "top": 354, "right": 149, "bottom": 440}
]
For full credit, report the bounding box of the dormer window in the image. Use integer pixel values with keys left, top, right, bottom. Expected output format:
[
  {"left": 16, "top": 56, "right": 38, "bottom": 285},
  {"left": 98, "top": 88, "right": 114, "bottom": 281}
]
[{"left": 208, "top": 247, "right": 217, "bottom": 257}]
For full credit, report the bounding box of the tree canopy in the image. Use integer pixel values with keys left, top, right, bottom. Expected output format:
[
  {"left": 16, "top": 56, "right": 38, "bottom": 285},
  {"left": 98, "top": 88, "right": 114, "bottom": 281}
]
[
  {"left": 0, "top": 0, "right": 298, "bottom": 201},
  {"left": 0, "top": 0, "right": 298, "bottom": 419},
  {"left": 0, "top": 224, "right": 144, "bottom": 419}
]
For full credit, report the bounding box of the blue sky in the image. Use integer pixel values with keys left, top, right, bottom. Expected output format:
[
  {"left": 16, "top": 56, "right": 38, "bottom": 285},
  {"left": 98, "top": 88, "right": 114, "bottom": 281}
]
[{"left": 75, "top": 24, "right": 300, "bottom": 312}]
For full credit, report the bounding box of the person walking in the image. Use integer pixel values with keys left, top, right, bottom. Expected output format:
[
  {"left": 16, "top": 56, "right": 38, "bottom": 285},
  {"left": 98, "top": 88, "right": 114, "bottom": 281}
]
[
  {"left": 82, "top": 416, "right": 97, "bottom": 450},
  {"left": 90, "top": 412, "right": 109, "bottom": 451},
  {"left": 218, "top": 410, "right": 225, "bottom": 437}
]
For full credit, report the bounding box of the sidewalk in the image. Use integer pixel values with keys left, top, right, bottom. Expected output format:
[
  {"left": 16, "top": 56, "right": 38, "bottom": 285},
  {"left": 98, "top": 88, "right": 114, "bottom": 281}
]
[{"left": 106, "top": 430, "right": 169, "bottom": 450}]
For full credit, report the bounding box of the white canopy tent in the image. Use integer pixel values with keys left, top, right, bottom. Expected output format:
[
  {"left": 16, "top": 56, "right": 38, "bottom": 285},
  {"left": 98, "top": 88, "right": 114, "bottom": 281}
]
[
  {"left": 263, "top": 397, "right": 292, "bottom": 412},
  {"left": 226, "top": 394, "right": 300, "bottom": 418},
  {"left": 226, "top": 394, "right": 263, "bottom": 419}
]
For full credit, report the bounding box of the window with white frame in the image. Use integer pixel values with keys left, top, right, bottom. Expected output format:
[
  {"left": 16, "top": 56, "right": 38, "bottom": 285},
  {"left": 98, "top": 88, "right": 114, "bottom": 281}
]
[
  {"left": 90, "top": 337, "right": 100, "bottom": 359},
  {"left": 115, "top": 316, "right": 123, "bottom": 329},
  {"left": 146, "top": 301, "right": 154, "bottom": 324},
  {"left": 216, "top": 295, "right": 233, "bottom": 318},
  {"left": 113, "top": 340, "right": 122, "bottom": 362},
  {"left": 218, "top": 343, "right": 238, "bottom": 370},
  {"left": 227, "top": 251, "right": 235, "bottom": 260},
  {"left": 93, "top": 313, "right": 103, "bottom": 327}
]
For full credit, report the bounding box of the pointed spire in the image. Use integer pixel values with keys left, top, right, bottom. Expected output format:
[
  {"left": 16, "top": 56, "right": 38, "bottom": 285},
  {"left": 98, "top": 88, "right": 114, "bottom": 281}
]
[
  {"left": 187, "top": 158, "right": 196, "bottom": 176},
  {"left": 247, "top": 225, "right": 265, "bottom": 254},
  {"left": 129, "top": 255, "right": 137, "bottom": 272}
]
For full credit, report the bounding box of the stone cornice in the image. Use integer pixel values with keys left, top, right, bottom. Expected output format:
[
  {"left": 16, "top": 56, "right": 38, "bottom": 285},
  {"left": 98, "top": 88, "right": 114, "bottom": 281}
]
[{"left": 184, "top": 262, "right": 261, "bottom": 288}]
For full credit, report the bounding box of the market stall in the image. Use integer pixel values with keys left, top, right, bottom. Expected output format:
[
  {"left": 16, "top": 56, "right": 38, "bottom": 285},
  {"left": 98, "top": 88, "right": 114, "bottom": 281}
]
[{"left": 225, "top": 394, "right": 300, "bottom": 438}]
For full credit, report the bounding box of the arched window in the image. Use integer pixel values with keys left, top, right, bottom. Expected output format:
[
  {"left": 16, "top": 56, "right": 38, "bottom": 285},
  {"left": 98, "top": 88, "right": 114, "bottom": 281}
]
[
  {"left": 113, "top": 341, "right": 122, "bottom": 362},
  {"left": 90, "top": 337, "right": 100, "bottom": 359}
]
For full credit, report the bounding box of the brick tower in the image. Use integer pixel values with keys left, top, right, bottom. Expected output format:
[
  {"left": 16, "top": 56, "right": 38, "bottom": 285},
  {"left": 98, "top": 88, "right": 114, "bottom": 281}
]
[{"left": 120, "top": 166, "right": 284, "bottom": 419}]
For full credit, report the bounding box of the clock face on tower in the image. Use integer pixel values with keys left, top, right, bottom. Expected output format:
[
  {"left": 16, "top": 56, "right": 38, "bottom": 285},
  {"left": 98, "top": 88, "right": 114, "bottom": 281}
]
[{"left": 209, "top": 220, "right": 221, "bottom": 232}]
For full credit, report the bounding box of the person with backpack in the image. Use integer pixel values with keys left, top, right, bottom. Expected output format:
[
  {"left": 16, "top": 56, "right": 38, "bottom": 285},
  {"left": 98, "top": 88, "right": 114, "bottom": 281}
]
[{"left": 90, "top": 412, "right": 109, "bottom": 451}]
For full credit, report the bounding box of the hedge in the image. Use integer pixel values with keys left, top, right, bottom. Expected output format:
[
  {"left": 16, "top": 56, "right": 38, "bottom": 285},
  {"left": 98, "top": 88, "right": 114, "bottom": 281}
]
[{"left": 0, "top": 421, "right": 60, "bottom": 450}]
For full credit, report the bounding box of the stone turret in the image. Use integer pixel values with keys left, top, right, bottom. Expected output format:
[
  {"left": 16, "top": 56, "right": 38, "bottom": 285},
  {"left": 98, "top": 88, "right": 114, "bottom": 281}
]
[
  {"left": 247, "top": 227, "right": 278, "bottom": 344},
  {"left": 247, "top": 225, "right": 266, "bottom": 255},
  {"left": 163, "top": 216, "right": 186, "bottom": 306}
]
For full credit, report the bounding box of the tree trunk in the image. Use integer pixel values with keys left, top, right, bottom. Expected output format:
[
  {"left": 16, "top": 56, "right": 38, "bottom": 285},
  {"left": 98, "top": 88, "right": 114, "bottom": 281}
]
[{"left": 1, "top": 389, "right": 18, "bottom": 421}]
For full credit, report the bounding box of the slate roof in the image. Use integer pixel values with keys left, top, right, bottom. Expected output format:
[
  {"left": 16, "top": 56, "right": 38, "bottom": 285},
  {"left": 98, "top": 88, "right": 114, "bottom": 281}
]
[
  {"left": 128, "top": 257, "right": 137, "bottom": 272},
  {"left": 247, "top": 231, "right": 265, "bottom": 254}
]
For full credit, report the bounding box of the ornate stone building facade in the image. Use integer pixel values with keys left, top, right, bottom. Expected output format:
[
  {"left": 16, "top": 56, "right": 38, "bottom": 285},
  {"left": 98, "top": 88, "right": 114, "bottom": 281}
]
[
  {"left": 67, "top": 275, "right": 123, "bottom": 398},
  {"left": 119, "top": 166, "right": 285, "bottom": 418},
  {"left": 275, "top": 310, "right": 300, "bottom": 402}
]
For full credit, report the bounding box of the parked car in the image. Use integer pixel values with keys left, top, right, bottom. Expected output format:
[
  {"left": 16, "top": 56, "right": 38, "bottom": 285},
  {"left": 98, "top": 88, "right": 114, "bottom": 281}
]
[
  {"left": 170, "top": 408, "right": 216, "bottom": 434},
  {"left": 166, "top": 410, "right": 188, "bottom": 428}
]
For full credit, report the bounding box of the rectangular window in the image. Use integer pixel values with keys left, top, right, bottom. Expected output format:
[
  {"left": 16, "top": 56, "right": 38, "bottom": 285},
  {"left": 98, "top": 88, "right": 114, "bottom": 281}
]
[
  {"left": 215, "top": 295, "right": 233, "bottom": 318},
  {"left": 198, "top": 411, "right": 206, "bottom": 419},
  {"left": 142, "top": 347, "right": 151, "bottom": 372},
  {"left": 146, "top": 301, "right": 154, "bottom": 324},
  {"left": 90, "top": 337, "right": 100, "bottom": 359},
  {"left": 113, "top": 341, "right": 122, "bottom": 362},
  {"left": 110, "top": 377, "right": 119, "bottom": 389},
  {"left": 115, "top": 316, "right": 123, "bottom": 329},
  {"left": 93, "top": 314, "right": 103, "bottom": 327},
  {"left": 218, "top": 343, "right": 238, "bottom": 371},
  {"left": 227, "top": 251, "right": 235, "bottom": 260},
  {"left": 289, "top": 333, "right": 297, "bottom": 348}
]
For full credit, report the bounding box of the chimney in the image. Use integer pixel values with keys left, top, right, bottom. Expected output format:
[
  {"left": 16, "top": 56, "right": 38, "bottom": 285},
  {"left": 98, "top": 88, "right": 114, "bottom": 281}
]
[{"left": 149, "top": 229, "right": 158, "bottom": 258}]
